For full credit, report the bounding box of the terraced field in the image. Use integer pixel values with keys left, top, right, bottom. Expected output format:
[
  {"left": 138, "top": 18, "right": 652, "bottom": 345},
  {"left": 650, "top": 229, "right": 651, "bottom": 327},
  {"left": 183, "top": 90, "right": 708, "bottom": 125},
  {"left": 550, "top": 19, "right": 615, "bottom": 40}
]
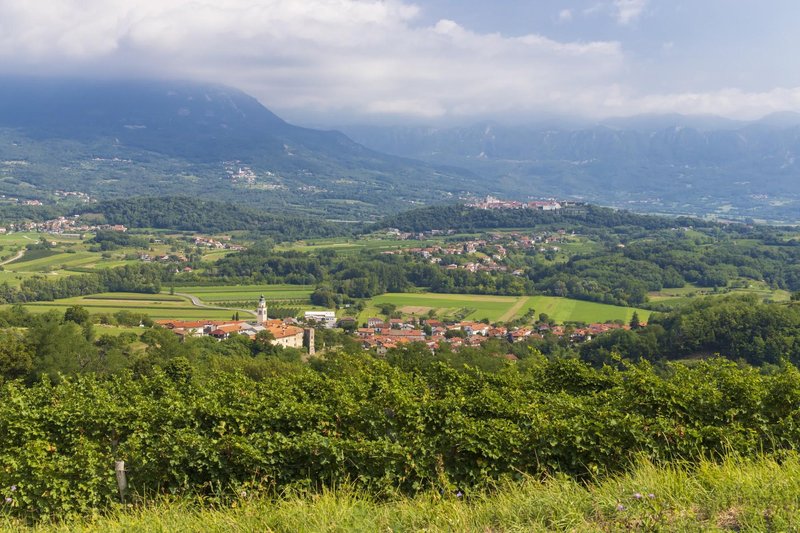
[
  {"left": 358, "top": 293, "right": 651, "bottom": 324},
  {"left": 8, "top": 293, "right": 236, "bottom": 320},
  {"left": 276, "top": 237, "right": 441, "bottom": 255},
  {"left": 174, "top": 284, "right": 314, "bottom": 303}
]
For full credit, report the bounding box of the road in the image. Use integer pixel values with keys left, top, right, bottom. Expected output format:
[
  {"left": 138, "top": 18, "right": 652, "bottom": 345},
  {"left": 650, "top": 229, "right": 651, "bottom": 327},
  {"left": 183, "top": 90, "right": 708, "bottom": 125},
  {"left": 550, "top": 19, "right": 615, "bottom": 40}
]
[
  {"left": 174, "top": 292, "right": 257, "bottom": 318},
  {"left": 0, "top": 248, "right": 25, "bottom": 266},
  {"left": 498, "top": 296, "right": 530, "bottom": 322}
]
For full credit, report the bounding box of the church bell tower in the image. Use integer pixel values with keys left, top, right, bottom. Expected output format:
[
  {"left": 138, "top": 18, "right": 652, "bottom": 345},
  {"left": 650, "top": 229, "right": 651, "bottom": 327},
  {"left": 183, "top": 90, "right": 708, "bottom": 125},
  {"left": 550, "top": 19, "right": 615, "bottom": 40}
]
[{"left": 257, "top": 295, "right": 267, "bottom": 324}]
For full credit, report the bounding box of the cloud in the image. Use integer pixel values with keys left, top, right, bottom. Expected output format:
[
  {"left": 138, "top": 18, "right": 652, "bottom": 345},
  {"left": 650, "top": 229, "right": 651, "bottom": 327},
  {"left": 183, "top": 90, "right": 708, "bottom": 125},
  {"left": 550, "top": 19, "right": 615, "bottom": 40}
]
[
  {"left": 0, "top": 0, "right": 625, "bottom": 121},
  {"left": 0, "top": 0, "right": 796, "bottom": 123},
  {"left": 625, "top": 87, "right": 800, "bottom": 119},
  {"left": 613, "top": 0, "right": 648, "bottom": 25},
  {"left": 558, "top": 9, "right": 573, "bottom": 22}
]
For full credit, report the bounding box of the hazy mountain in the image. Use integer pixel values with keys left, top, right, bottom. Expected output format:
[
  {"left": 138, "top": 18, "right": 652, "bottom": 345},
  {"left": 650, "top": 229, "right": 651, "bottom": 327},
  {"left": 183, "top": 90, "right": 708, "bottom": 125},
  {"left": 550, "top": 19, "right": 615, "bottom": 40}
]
[
  {"left": 340, "top": 117, "right": 800, "bottom": 223},
  {"left": 0, "top": 77, "right": 485, "bottom": 219}
]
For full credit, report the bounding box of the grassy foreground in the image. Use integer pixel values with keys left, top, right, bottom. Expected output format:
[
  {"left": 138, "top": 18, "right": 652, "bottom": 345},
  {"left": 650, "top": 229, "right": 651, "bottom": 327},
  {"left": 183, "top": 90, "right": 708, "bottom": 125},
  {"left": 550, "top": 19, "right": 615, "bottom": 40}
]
[{"left": 8, "top": 455, "right": 800, "bottom": 532}]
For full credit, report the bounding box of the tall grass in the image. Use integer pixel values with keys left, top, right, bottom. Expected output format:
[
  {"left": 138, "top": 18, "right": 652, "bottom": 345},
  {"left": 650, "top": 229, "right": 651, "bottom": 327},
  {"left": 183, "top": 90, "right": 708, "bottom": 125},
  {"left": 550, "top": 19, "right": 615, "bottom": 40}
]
[{"left": 6, "top": 454, "right": 800, "bottom": 532}]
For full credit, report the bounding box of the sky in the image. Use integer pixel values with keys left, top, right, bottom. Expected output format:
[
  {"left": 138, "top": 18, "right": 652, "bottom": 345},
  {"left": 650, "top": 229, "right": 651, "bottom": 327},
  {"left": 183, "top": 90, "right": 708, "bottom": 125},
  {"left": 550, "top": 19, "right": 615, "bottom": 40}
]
[{"left": 1, "top": 0, "right": 800, "bottom": 125}]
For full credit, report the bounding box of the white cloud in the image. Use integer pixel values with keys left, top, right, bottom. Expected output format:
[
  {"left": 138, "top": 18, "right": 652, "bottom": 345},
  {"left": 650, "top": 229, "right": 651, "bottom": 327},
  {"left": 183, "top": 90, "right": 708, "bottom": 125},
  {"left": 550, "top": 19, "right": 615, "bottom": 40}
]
[
  {"left": 0, "top": 0, "right": 625, "bottom": 121},
  {"left": 558, "top": 9, "right": 573, "bottom": 22},
  {"left": 613, "top": 0, "right": 648, "bottom": 25},
  {"left": 625, "top": 87, "right": 800, "bottom": 120},
  {"left": 0, "top": 0, "right": 796, "bottom": 123}
]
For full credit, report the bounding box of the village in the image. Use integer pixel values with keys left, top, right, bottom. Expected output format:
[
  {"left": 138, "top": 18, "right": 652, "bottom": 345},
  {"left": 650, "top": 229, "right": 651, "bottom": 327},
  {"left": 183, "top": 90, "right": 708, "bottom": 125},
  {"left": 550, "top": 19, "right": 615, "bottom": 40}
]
[
  {"left": 466, "top": 195, "right": 580, "bottom": 211},
  {"left": 381, "top": 229, "right": 572, "bottom": 274},
  {"left": 0, "top": 214, "right": 128, "bottom": 236},
  {"left": 156, "top": 294, "right": 639, "bottom": 359}
]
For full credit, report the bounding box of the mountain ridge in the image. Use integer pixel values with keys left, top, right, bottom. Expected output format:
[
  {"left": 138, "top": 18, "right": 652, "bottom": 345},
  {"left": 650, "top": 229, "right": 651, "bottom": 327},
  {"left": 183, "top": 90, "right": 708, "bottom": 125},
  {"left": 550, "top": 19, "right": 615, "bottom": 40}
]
[
  {"left": 0, "top": 77, "right": 486, "bottom": 219},
  {"left": 339, "top": 117, "right": 800, "bottom": 223}
]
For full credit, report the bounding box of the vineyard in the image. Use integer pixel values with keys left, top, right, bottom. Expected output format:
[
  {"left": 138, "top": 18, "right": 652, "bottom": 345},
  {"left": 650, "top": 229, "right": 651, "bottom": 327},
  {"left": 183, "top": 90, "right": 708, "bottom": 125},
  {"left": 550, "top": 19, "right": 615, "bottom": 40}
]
[{"left": 1, "top": 353, "right": 800, "bottom": 522}]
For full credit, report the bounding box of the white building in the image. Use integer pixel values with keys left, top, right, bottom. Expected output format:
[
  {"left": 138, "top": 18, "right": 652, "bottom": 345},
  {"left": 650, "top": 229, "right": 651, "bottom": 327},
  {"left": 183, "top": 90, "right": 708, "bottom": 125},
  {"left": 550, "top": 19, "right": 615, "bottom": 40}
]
[{"left": 304, "top": 311, "right": 336, "bottom": 328}]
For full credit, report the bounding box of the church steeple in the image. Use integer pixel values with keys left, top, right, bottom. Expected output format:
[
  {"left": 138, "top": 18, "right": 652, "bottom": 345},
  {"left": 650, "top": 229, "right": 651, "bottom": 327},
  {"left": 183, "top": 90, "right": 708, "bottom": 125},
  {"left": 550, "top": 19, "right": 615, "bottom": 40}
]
[{"left": 257, "top": 295, "right": 267, "bottom": 324}]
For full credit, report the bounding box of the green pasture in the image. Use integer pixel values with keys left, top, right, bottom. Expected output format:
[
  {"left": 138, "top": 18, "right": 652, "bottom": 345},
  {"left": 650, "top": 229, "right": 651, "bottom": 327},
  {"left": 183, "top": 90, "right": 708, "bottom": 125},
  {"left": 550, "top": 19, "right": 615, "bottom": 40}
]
[
  {"left": 3, "top": 251, "right": 99, "bottom": 272},
  {"left": 5, "top": 293, "right": 236, "bottom": 320},
  {"left": 522, "top": 296, "right": 651, "bottom": 324},
  {"left": 201, "top": 249, "right": 233, "bottom": 262},
  {"left": 0, "top": 270, "right": 43, "bottom": 287},
  {"left": 649, "top": 281, "right": 791, "bottom": 309},
  {"left": 359, "top": 292, "right": 651, "bottom": 325},
  {"left": 85, "top": 292, "right": 186, "bottom": 302},
  {"left": 174, "top": 284, "right": 313, "bottom": 303},
  {"left": 364, "top": 293, "right": 518, "bottom": 322},
  {"left": 276, "top": 237, "right": 442, "bottom": 255}
]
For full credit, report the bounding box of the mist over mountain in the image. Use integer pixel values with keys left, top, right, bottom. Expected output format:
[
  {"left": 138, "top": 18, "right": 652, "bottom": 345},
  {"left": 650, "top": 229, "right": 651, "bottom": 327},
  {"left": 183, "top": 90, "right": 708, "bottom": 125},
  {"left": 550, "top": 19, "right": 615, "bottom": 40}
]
[
  {"left": 340, "top": 116, "right": 800, "bottom": 223},
  {"left": 0, "top": 77, "right": 484, "bottom": 219}
]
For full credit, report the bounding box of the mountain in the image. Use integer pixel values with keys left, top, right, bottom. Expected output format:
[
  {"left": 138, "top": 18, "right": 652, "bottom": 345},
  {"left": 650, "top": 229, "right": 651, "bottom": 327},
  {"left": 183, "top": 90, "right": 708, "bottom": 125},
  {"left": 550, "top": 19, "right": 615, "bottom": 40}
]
[
  {"left": 340, "top": 117, "right": 800, "bottom": 223},
  {"left": 0, "top": 77, "right": 485, "bottom": 219}
]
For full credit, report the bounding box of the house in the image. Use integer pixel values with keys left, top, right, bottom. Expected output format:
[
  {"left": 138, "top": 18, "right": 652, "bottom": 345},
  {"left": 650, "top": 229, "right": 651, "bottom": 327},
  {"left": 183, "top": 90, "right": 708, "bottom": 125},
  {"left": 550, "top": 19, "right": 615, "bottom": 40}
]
[
  {"left": 304, "top": 311, "right": 336, "bottom": 328},
  {"left": 367, "top": 317, "right": 384, "bottom": 328},
  {"left": 266, "top": 323, "right": 304, "bottom": 348}
]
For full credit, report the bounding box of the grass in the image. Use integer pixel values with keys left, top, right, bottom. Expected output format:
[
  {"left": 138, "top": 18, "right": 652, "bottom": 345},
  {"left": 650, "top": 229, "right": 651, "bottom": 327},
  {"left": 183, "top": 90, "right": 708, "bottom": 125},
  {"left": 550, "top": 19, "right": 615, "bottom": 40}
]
[
  {"left": 275, "top": 237, "right": 443, "bottom": 255},
  {"left": 364, "top": 293, "right": 519, "bottom": 322},
  {"left": 3, "top": 293, "right": 237, "bottom": 320},
  {"left": 10, "top": 454, "right": 800, "bottom": 532},
  {"left": 174, "top": 284, "right": 314, "bottom": 303},
  {"left": 523, "top": 296, "right": 651, "bottom": 324},
  {"left": 4, "top": 251, "right": 99, "bottom": 272},
  {"left": 359, "top": 292, "right": 651, "bottom": 325},
  {"left": 649, "top": 281, "right": 792, "bottom": 309}
]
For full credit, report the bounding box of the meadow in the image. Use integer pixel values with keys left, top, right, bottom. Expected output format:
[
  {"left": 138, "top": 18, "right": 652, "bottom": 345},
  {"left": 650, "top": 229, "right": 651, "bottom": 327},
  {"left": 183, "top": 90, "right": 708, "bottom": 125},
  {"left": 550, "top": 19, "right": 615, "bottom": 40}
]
[
  {"left": 5, "top": 455, "right": 797, "bottom": 532},
  {"left": 173, "top": 283, "right": 314, "bottom": 303},
  {"left": 275, "top": 236, "right": 442, "bottom": 255},
  {"left": 360, "top": 292, "right": 651, "bottom": 324},
  {"left": 648, "top": 281, "right": 791, "bottom": 309},
  {"left": 6, "top": 293, "right": 237, "bottom": 320},
  {"left": 0, "top": 232, "right": 166, "bottom": 277}
]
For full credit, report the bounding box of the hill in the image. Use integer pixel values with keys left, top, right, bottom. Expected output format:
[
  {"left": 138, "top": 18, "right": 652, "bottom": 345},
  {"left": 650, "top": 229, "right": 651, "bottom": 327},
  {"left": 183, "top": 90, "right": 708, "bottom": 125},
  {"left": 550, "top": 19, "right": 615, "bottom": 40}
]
[{"left": 0, "top": 77, "right": 484, "bottom": 219}]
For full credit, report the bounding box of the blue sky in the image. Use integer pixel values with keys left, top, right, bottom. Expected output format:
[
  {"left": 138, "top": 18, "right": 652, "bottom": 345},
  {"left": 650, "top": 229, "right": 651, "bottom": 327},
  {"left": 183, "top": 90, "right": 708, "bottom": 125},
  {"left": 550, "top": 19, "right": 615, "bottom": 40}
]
[{"left": 1, "top": 0, "right": 799, "bottom": 124}]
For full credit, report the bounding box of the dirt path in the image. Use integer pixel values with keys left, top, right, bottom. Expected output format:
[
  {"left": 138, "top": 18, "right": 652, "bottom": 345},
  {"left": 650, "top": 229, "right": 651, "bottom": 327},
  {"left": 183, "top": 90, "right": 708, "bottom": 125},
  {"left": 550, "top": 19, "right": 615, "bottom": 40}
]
[
  {"left": 498, "top": 296, "right": 530, "bottom": 322},
  {"left": 174, "top": 292, "right": 257, "bottom": 318},
  {"left": 0, "top": 248, "right": 25, "bottom": 266}
]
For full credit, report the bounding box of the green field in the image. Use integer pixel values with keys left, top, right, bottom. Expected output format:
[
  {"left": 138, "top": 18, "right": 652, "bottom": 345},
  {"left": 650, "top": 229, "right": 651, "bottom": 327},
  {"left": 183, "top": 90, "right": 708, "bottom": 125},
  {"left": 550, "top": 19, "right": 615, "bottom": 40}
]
[
  {"left": 360, "top": 292, "right": 651, "bottom": 324},
  {"left": 276, "top": 237, "right": 442, "bottom": 255},
  {"left": 4, "top": 251, "right": 101, "bottom": 272},
  {"left": 649, "top": 281, "right": 791, "bottom": 309},
  {"left": 522, "top": 296, "right": 651, "bottom": 324},
  {"left": 174, "top": 284, "right": 314, "bottom": 303},
  {"left": 4, "top": 293, "right": 237, "bottom": 320},
  {"left": 0, "top": 232, "right": 164, "bottom": 278}
]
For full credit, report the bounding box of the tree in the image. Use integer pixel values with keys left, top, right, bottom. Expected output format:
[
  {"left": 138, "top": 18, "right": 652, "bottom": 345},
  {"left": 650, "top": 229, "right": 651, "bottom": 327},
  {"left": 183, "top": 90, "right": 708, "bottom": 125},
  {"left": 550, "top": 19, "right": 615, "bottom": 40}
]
[
  {"left": 378, "top": 303, "right": 397, "bottom": 316},
  {"left": 629, "top": 311, "right": 641, "bottom": 330},
  {"left": 64, "top": 305, "right": 90, "bottom": 326},
  {"left": 0, "top": 330, "right": 33, "bottom": 380},
  {"left": 26, "top": 318, "right": 99, "bottom": 382}
]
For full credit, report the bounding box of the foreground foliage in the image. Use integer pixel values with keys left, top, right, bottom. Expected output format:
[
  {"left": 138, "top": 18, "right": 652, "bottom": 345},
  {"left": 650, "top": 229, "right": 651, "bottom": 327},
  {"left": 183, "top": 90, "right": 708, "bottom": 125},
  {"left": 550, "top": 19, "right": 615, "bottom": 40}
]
[
  {"left": 5, "top": 455, "right": 800, "bottom": 531},
  {"left": 2, "top": 352, "right": 800, "bottom": 521}
]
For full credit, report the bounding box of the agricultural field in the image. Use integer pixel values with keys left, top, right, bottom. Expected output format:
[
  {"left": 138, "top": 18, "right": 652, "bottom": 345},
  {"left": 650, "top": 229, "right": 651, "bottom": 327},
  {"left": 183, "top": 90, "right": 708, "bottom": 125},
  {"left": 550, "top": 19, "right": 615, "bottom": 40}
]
[
  {"left": 648, "top": 281, "right": 791, "bottom": 309},
  {"left": 359, "top": 292, "right": 651, "bottom": 325},
  {"left": 173, "top": 284, "right": 313, "bottom": 303},
  {"left": 520, "top": 296, "right": 651, "bottom": 324},
  {"left": 4, "top": 292, "right": 238, "bottom": 320},
  {"left": 276, "top": 236, "right": 443, "bottom": 255},
  {"left": 0, "top": 231, "right": 169, "bottom": 277}
]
